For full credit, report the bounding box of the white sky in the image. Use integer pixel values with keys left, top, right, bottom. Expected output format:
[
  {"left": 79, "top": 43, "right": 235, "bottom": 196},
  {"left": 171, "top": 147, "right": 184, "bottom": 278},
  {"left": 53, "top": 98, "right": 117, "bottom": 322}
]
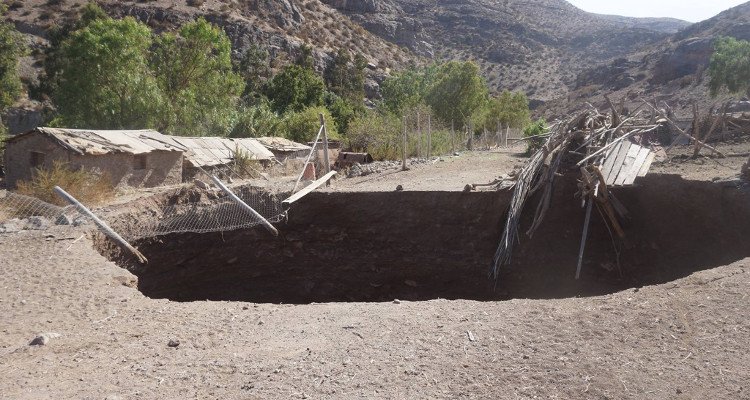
[{"left": 566, "top": 0, "right": 748, "bottom": 22}]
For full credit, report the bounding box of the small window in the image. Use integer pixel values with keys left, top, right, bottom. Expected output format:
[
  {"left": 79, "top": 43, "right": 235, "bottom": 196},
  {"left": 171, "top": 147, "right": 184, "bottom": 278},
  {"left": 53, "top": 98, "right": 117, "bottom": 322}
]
[
  {"left": 30, "top": 151, "right": 45, "bottom": 168},
  {"left": 134, "top": 154, "right": 148, "bottom": 170}
]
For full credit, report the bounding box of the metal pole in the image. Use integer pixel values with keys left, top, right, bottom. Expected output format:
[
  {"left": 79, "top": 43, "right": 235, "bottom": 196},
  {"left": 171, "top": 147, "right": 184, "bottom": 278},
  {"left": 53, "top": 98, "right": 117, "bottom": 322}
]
[
  {"left": 319, "top": 113, "right": 331, "bottom": 186},
  {"left": 54, "top": 186, "right": 147, "bottom": 264},
  {"left": 210, "top": 176, "right": 279, "bottom": 237}
]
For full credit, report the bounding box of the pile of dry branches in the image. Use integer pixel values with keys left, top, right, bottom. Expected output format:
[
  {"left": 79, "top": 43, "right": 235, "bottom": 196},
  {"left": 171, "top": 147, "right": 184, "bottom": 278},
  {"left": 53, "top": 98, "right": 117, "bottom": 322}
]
[{"left": 490, "top": 104, "right": 665, "bottom": 281}]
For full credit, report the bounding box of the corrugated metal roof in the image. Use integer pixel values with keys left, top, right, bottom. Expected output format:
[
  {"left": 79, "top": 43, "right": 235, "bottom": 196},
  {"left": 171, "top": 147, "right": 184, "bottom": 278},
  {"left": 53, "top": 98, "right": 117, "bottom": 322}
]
[
  {"left": 172, "top": 137, "right": 275, "bottom": 167},
  {"left": 18, "top": 127, "right": 188, "bottom": 155},
  {"left": 256, "top": 136, "right": 311, "bottom": 152}
]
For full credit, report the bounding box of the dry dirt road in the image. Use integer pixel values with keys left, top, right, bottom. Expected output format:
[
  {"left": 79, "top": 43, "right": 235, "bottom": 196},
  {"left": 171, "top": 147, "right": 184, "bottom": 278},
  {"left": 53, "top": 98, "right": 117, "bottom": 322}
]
[{"left": 1, "top": 144, "right": 749, "bottom": 399}]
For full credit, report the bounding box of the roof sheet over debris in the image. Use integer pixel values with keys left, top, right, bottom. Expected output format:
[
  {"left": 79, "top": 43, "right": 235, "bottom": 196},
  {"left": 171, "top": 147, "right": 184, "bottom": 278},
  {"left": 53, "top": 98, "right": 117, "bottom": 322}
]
[
  {"left": 256, "top": 137, "right": 311, "bottom": 152},
  {"left": 9, "top": 128, "right": 187, "bottom": 155},
  {"left": 172, "top": 137, "right": 275, "bottom": 167}
]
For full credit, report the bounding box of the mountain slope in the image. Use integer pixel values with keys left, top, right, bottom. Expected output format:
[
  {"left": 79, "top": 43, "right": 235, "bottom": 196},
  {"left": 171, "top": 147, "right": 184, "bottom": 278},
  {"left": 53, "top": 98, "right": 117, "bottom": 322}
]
[{"left": 322, "top": 0, "right": 691, "bottom": 102}]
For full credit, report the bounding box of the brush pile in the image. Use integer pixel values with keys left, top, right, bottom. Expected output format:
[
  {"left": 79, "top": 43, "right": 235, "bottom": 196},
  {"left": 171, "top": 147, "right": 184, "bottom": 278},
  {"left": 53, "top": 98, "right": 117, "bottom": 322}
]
[{"left": 490, "top": 104, "right": 666, "bottom": 281}]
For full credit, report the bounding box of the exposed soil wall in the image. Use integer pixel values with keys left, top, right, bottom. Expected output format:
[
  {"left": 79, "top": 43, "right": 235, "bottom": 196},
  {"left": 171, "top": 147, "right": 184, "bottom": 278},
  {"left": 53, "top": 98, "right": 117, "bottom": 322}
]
[{"left": 100, "top": 175, "right": 750, "bottom": 303}]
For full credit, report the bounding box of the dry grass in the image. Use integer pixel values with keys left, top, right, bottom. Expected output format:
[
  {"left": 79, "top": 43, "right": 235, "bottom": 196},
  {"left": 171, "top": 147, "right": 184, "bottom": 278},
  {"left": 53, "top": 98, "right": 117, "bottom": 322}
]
[{"left": 16, "top": 161, "right": 115, "bottom": 207}]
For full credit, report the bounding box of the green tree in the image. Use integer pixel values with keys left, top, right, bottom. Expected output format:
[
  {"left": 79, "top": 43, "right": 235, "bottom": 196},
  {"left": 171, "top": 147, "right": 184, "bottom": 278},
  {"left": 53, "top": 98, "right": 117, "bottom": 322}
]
[
  {"left": 53, "top": 17, "right": 162, "bottom": 129},
  {"left": 708, "top": 36, "right": 750, "bottom": 96},
  {"left": 152, "top": 18, "right": 244, "bottom": 136},
  {"left": 36, "top": 2, "right": 107, "bottom": 101},
  {"left": 0, "top": 2, "right": 25, "bottom": 110},
  {"left": 380, "top": 64, "right": 439, "bottom": 115},
  {"left": 283, "top": 106, "right": 339, "bottom": 143},
  {"left": 237, "top": 44, "right": 270, "bottom": 101},
  {"left": 266, "top": 64, "right": 325, "bottom": 113},
  {"left": 324, "top": 91, "right": 356, "bottom": 133},
  {"left": 326, "top": 49, "right": 367, "bottom": 105},
  {"left": 230, "top": 101, "right": 283, "bottom": 138},
  {"left": 484, "top": 90, "right": 531, "bottom": 129},
  {"left": 295, "top": 44, "right": 315, "bottom": 70},
  {"left": 425, "top": 61, "right": 488, "bottom": 127}
]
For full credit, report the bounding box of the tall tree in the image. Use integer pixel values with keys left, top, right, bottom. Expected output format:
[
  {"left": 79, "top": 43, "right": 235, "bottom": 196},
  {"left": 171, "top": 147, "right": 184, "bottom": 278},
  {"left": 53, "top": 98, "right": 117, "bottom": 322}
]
[
  {"left": 265, "top": 64, "right": 325, "bottom": 114},
  {"left": 484, "top": 90, "right": 530, "bottom": 129},
  {"left": 326, "top": 49, "right": 367, "bottom": 106},
  {"left": 53, "top": 17, "right": 162, "bottom": 129},
  {"left": 37, "top": 2, "right": 107, "bottom": 100},
  {"left": 0, "top": 2, "right": 25, "bottom": 110},
  {"left": 425, "top": 61, "right": 488, "bottom": 127},
  {"left": 237, "top": 44, "right": 270, "bottom": 102},
  {"left": 709, "top": 36, "right": 750, "bottom": 96},
  {"left": 152, "top": 18, "right": 244, "bottom": 136}
]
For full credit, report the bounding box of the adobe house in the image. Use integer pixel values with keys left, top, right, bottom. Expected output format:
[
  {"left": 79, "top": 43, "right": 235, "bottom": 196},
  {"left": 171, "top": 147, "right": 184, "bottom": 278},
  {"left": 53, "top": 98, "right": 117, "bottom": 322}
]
[{"left": 3, "top": 128, "right": 187, "bottom": 189}]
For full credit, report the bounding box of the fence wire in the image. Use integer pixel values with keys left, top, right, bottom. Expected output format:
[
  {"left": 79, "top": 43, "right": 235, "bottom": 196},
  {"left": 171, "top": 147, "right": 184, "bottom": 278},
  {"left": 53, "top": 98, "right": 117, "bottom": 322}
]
[{"left": 1, "top": 178, "right": 297, "bottom": 241}]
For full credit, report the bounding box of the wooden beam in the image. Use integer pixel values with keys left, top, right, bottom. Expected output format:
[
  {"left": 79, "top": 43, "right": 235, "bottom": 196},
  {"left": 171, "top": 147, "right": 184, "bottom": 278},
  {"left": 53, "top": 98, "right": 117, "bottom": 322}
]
[{"left": 282, "top": 171, "right": 337, "bottom": 209}]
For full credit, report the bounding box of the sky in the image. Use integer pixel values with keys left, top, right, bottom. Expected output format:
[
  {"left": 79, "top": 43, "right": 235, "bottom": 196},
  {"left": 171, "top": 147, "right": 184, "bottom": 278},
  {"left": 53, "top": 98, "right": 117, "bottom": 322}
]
[{"left": 566, "top": 0, "right": 748, "bottom": 22}]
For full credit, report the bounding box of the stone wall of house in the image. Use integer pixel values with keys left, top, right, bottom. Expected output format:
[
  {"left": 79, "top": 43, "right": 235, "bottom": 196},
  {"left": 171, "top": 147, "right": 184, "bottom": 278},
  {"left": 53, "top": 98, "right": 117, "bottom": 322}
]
[{"left": 4, "top": 133, "right": 183, "bottom": 189}]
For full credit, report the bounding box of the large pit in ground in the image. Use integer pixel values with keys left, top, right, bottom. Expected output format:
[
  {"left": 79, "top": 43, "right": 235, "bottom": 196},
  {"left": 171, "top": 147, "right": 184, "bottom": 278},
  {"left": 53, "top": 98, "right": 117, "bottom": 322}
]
[{"left": 99, "top": 175, "right": 750, "bottom": 303}]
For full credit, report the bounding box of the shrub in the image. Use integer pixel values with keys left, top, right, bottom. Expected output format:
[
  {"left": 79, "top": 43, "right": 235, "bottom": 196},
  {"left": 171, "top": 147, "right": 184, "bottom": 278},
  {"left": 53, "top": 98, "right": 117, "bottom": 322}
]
[
  {"left": 283, "top": 106, "right": 339, "bottom": 144},
  {"left": 230, "top": 102, "right": 284, "bottom": 138},
  {"left": 16, "top": 161, "right": 115, "bottom": 206},
  {"left": 523, "top": 118, "right": 548, "bottom": 155}
]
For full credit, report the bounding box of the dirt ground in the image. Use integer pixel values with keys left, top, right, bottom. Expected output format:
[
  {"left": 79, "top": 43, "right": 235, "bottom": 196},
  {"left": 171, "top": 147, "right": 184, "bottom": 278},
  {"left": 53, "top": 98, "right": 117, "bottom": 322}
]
[{"left": 1, "top": 143, "right": 750, "bottom": 399}]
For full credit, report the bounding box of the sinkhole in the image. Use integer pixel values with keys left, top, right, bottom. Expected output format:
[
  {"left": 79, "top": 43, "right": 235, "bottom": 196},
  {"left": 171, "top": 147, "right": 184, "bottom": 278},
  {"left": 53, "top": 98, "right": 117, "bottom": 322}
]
[{"left": 96, "top": 175, "right": 750, "bottom": 304}]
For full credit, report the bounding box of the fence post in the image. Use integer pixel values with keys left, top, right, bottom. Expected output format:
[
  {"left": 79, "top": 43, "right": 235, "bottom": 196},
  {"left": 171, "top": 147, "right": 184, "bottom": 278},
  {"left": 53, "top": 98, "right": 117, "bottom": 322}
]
[
  {"left": 318, "top": 113, "right": 331, "bottom": 186},
  {"left": 210, "top": 176, "right": 279, "bottom": 237},
  {"left": 53, "top": 186, "right": 148, "bottom": 264},
  {"left": 451, "top": 120, "right": 456, "bottom": 154},
  {"left": 427, "top": 114, "right": 432, "bottom": 159},
  {"left": 402, "top": 115, "right": 408, "bottom": 171},
  {"left": 505, "top": 125, "right": 510, "bottom": 147},
  {"left": 416, "top": 111, "right": 422, "bottom": 158}
]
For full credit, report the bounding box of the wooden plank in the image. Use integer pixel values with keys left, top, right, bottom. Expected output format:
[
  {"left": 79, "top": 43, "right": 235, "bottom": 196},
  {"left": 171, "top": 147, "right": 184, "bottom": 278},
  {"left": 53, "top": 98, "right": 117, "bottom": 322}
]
[
  {"left": 283, "top": 171, "right": 337, "bottom": 209},
  {"left": 605, "top": 141, "right": 631, "bottom": 185},
  {"left": 637, "top": 152, "right": 656, "bottom": 177},
  {"left": 615, "top": 145, "right": 641, "bottom": 186},
  {"left": 623, "top": 147, "right": 651, "bottom": 185},
  {"left": 600, "top": 141, "right": 622, "bottom": 180}
]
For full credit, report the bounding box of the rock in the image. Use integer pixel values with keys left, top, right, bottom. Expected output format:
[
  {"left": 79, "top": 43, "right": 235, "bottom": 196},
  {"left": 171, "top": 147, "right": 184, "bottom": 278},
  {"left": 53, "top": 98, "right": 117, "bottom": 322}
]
[
  {"left": 29, "top": 332, "right": 60, "bottom": 346},
  {"left": 167, "top": 339, "right": 180, "bottom": 348},
  {"left": 395, "top": 185, "right": 403, "bottom": 191},
  {"left": 24, "top": 216, "right": 51, "bottom": 230},
  {"left": 0, "top": 219, "right": 23, "bottom": 234},
  {"left": 194, "top": 179, "right": 210, "bottom": 190},
  {"left": 55, "top": 214, "right": 73, "bottom": 226},
  {"left": 393, "top": 299, "right": 401, "bottom": 304}
]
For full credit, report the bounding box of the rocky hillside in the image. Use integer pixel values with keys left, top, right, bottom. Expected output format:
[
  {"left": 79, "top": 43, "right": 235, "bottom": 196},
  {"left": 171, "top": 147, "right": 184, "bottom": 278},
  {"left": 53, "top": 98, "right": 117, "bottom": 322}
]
[
  {"left": 321, "top": 0, "right": 691, "bottom": 102},
  {"left": 545, "top": 1, "right": 750, "bottom": 118}
]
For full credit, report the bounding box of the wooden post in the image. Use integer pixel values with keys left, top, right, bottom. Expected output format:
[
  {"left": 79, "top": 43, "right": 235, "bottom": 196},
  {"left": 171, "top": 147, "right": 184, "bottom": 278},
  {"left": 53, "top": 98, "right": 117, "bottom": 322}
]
[
  {"left": 319, "top": 113, "right": 332, "bottom": 186},
  {"left": 211, "top": 176, "right": 279, "bottom": 237},
  {"left": 451, "top": 120, "right": 456, "bottom": 154},
  {"left": 54, "top": 186, "right": 148, "bottom": 264},
  {"left": 505, "top": 126, "right": 510, "bottom": 147},
  {"left": 427, "top": 114, "right": 432, "bottom": 158},
  {"left": 416, "top": 112, "right": 422, "bottom": 158},
  {"left": 575, "top": 198, "right": 593, "bottom": 280},
  {"left": 402, "top": 115, "right": 408, "bottom": 171}
]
